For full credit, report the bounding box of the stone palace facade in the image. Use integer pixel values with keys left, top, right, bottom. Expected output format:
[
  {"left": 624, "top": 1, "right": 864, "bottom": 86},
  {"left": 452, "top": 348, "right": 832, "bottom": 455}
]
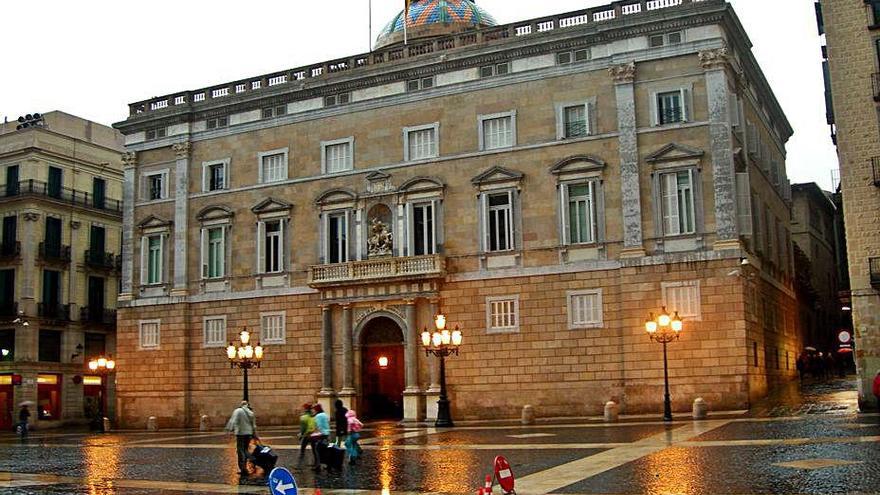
[{"left": 113, "top": 0, "right": 800, "bottom": 427}]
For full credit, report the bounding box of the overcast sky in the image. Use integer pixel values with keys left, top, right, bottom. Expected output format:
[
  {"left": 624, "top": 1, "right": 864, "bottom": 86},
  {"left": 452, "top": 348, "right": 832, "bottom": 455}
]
[{"left": 1, "top": 0, "right": 836, "bottom": 189}]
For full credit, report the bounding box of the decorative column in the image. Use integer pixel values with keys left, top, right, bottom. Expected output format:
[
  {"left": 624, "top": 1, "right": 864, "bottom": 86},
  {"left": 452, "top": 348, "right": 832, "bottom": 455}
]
[
  {"left": 171, "top": 142, "right": 190, "bottom": 297},
  {"left": 610, "top": 62, "right": 646, "bottom": 258},
  {"left": 402, "top": 299, "right": 423, "bottom": 422},
  {"left": 425, "top": 298, "right": 441, "bottom": 421},
  {"left": 119, "top": 151, "right": 137, "bottom": 301},
  {"left": 338, "top": 304, "right": 356, "bottom": 410},
  {"left": 317, "top": 305, "right": 335, "bottom": 414},
  {"left": 700, "top": 47, "right": 740, "bottom": 250}
]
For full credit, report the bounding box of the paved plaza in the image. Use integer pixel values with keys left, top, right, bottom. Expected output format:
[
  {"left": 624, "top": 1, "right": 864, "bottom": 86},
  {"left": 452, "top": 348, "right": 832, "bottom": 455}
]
[{"left": 0, "top": 378, "right": 877, "bottom": 495}]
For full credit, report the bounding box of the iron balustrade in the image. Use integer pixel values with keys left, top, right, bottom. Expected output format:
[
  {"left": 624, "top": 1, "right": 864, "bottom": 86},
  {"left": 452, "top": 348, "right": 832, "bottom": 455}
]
[
  {"left": 870, "top": 257, "right": 880, "bottom": 288},
  {"left": 0, "top": 180, "right": 122, "bottom": 214},
  {"left": 659, "top": 107, "right": 684, "bottom": 125},
  {"left": 80, "top": 307, "right": 117, "bottom": 325},
  {"left": 565, "top": 121, "right": 588, "bottom": 138},
  {"left": 85, "top": 250, "right": 120, "bottom": 271},
  {"left": 38, "top": 303, "right": 71, "bottom": 321},
  {"left": 38, "top": 243, "right": 71, "bottom": 263},
  {"left": 0, "top": 241, "right": 21, "bottom": 260}
]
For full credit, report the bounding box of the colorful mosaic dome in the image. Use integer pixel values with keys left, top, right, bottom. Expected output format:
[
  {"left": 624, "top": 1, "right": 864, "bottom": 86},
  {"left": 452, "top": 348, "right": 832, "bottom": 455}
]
[{"left": 375, "top": 0, "right": 498, "bottom": 48}]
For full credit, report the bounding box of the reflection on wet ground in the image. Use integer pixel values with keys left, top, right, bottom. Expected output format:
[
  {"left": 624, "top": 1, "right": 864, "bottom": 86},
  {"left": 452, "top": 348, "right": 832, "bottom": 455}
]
[{"left": 0, "top": 378, "right": 876, "bottom": 494}]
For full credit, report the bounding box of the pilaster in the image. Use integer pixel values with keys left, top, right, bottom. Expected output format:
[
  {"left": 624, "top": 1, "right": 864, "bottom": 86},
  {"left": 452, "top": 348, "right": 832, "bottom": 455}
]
[
  {"left": 119, "top": 151, "right": 137, "bottom": 301},
  {"left": 340, "top": 304, "right": 355, "bottom": 394},
  {"left": 320, "top": 305, "right": 334, "bottom": 394},
  {"left": 700, "top": 47, "right": 740, "bottom": 250},
  {"left": 171, "top": 142, "right": 191, "bottom": 297},
  {"left": 424, "top": 298, "right": 441, "bottom": 421},
  {"left": 402, "top": 299, "right": 423, "bottom": 422},
  {"left": 610, "top": 62, "right": 646, "bottom": 258}
]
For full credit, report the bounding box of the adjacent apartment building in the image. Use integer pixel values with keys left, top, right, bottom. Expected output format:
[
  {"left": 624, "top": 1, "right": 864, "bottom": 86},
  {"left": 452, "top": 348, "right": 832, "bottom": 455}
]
[
  {"left": 818, "top": 0, "right": 880, "bottom": 409},
  {"left": 0, "top": 111, "right": 124, "bottom": 429},
  {"left": 114, "top": 0, "right": 799, "bottom": 427}
]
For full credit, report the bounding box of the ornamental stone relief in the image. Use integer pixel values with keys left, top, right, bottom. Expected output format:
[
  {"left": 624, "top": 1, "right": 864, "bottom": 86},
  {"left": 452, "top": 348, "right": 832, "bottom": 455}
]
[
  {"left": 699, "top": 47, "right": 730, "bottom": 70},
  {"left": 609, "top": 61, "right": 636, "bottom": 84}
]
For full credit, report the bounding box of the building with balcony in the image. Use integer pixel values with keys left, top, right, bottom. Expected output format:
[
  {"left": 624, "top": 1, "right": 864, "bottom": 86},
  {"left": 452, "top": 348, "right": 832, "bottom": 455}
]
[
  {"left": 114, "top": 0, "right": 800, "bottom": 427},
  {"left": 818, "top": 0, "right": 880, "bottom": 409},
  {"left": 0, "top": 111, "right": 124, "bottom": 430}
]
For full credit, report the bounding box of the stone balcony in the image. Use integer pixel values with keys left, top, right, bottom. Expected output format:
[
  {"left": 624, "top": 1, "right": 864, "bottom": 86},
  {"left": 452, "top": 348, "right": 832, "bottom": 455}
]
[{"left": 308, "top": 254, "right": 445, "bottom": 288}]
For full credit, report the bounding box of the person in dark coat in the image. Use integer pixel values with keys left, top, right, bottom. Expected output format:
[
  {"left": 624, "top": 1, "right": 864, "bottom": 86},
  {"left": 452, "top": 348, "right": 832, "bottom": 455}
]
[
  {"left": 334, "top": 399, "right": 348, "bottom": 444},
  {"left": 17, "top": 405, "right": 30, "bottom": 438}
]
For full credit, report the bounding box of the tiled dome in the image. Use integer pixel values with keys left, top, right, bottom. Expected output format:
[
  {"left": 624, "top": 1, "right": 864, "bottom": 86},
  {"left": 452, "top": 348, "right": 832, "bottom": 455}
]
[{"left": 375, "top": 0, "right": 498, "bottom": 49}]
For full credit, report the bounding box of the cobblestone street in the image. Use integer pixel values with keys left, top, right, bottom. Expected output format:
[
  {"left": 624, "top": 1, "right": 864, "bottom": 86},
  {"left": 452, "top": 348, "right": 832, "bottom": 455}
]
[{"left": 0, "top": 378, "right": 876, "bottom": 494}]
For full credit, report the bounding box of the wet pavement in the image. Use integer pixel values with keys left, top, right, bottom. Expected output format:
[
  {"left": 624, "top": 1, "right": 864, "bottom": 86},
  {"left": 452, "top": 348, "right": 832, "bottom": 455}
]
[{"left": 0, "top": 377, "right": 876, "bottom": 494}]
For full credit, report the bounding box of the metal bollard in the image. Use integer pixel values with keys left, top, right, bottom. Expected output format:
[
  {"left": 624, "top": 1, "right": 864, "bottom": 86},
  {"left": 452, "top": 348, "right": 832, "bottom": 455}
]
[
  {"left": 604, "top": 401, "right": 619, "bottom": 423},
  {"left": 521, "top": 405, "right": 535, "bottom": 425},
  {"left": 147, "top": 416, "right": 159, "bottom": 431},
  {"left": 102, "top": 417, "right": 111, "bottom": 432},
  {"left": 692, "top": 398, "right": 708, "bottom": 420},
  {"left": 199, "top": 415, "right": 210, "bottom": 431}
]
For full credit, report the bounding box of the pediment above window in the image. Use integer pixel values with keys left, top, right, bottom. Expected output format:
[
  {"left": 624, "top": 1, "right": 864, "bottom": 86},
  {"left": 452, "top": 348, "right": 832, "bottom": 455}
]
[
  {"left": 137, "top": 215, "right": 172, "bottom": 231},
  {"left": 646, "top": 143, "right": 704, "bottom": 166},
  {"left": 316, "top": 188, "right": 358, "bottom": 209},
  {"left": 196, "top": 205, "right": 234, "bottom": 223},
  {"left": 471, "top": 166, "right": 524, "bottom": 191},
  {"left": 365, "top": 171, "right": 394, "bottom": 194},
  {"left": 550, "top": 155, "right": 606, "bottom": 177},
  {"left": 399, "top": 177, "right": 445, "bottom": 196},
  {"left": 251, "top": 197, "right": 292, "bottom": 215}
]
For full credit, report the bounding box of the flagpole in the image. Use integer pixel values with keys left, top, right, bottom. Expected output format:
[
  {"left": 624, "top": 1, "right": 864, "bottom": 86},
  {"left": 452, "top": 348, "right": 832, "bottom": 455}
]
[
  {"left": 404, "top": 0, "right": 409, "bottom": 45},
  {"left": 369, "top": 0, "right": 372, "bottom": 51}
]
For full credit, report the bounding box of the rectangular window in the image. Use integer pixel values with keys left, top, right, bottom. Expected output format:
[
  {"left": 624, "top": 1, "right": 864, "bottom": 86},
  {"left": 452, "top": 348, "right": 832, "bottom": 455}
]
[
  {"left": 263, "top": 220, "right": 283, "bottom": 273},
  {"left": 481, "top": 116, "right": 514, "bottom": 150},
  {"left": 2, "top": 215, "right": 17, "bottom": 255},
  {"left": 203, "top": 161, "right": 227, "bottom": 192},
  {"left": 872, "top": 0, "right": 880, "bottom": 26},
  {"left": 139, "top": 320, "right": 160, "bottom": 349},
  {"left": 657, "top": 91, "right": 684, "bottom": 125},
  {"left": 203, "top": 316, "right": 227, "bottom": 348},
  {"left": 662, "top": 281, "right": 701, "bottom": 319},
  {"left": 563, "top": 104, "right": 588, "bottom": 138},
  {"left": 480, "top": 62, "right": 510, "bottom": 78},
  {"left": 206, "top": 116, "right": 228, "bottom": 130},
  {"left": 323, "top": 140, "right": 353, "bottom": 173},
  {"left": 38, "top": 330, "right": 61, "bottom": 362},
  {"left": 0, "top": 329, "right": 13, "bottom": 362},
  {"left": 261, "top": 312, "right": 286, "bottom": 344},
  {"left": 557, "top": 49, "right": 589, "bottom": 65},
  {"left": 203, "top": 227, "right": 226, "bottom": 279},
  {"left": 660, "top": 170, "right": 696, "bottom": 236},
  {"left": 145, "top": 235, "right": 163, "bottom": 285},
  {"left": 41, "top": 269, "right": 60, "bottom": 310},
  {"left": 324, "top": 93, "right": 350, "bottom": 107},
  {"left": 260, "top": 152, "right": 287, "bottom": 183},
  {"left": 145, "top": 127, "right": 167, "bottom": 141},
  {"left": 406, "top": 76, "right": 435, "bottom": 91},
  {"left": 47, "top": 166, "right": 62, "bottom": 198},
  {"left": 37, "top": 374, "right": 61, "bottom": 420},
  {"left": 567, "top": 182, "right": 596, "bottom": 244},
  {"left": 407, "top": 127, "right": 437, "bottom": 161},
  {"left": 6, "top": 165, "right": 19, "bottom": 196},
  {"left": 568, "top": 290, "right": 603, "bottom": 329},
  {"left": 92, "top": 178, "right": 106, "bottom": 209},
  {"left": 327, "top": 212, "right": 348, "bottom": 264},
  {"left": 486, "top": 296, "right": 519, "bottom": 333},
  {"left": 650, "top": 31, "right": 682, "bottom": 47},
  {"left": 84, "top": 332, "right": 106, "bottom": 361},
  {"left": 144, "top": 171, "right": 168, "bottom": 200},
  {"left": 487, "top": 192, "right": 514, "bottom": 252},
  {"left": 411, "top": 202, "right": 436, "bottom": 256},
  {"left": 262, "top": 105, "right": 287, "bottom": 119}
]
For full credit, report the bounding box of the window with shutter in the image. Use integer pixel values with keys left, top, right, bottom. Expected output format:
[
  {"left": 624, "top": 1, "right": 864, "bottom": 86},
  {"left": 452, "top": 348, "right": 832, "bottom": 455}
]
[
  {"left": 662, "top": 281, "right": 701, "bottom": 319},
  {"left": 486, "top": 296, "right": 520, "bottom": 333},
  {"left": 567, "top": 290, "right": 603, "bottom": 328}
]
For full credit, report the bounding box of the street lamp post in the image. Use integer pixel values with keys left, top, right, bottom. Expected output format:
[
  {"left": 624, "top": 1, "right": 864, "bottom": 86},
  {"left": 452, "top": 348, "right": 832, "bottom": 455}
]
[
  {"left": 420, "top": 314, "right": 462, "bottom": 428},
  {"left": 645, "top": 307, "right": 683, "bottom": 422},
  {"left": 87, "top": 355, "right": 116, "bottom": 432},
  {"left": 226, "top": 328, "right": 264, "bottom": 401}
]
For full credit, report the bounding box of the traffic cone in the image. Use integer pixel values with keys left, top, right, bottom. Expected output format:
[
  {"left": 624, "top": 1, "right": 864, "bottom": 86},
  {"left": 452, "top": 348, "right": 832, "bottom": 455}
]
[
  {"left": 485, "top": 474, "right": 493, "bottom": 494},
  {"left": 315, "top": 490, "right": 322, "bottom": 495}
]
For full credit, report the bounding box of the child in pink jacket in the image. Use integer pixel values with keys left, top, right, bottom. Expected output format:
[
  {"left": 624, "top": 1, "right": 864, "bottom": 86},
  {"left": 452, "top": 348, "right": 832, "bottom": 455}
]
[{"left": 344, "top": 410, "right": 364, "bottom": 464}]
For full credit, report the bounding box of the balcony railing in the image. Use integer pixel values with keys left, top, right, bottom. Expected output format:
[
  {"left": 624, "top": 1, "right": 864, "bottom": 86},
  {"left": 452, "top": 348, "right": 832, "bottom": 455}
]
[
  {"left": 309, "top": 254, "right": 445, "bottom": 287},
  {"left": 874, "top": 73, "right": 880, "bottom": 101},
  {"left": 80, "top": 307, "right": 117, "bottom": 325},
  {"left": 0, "top": 241, "right": 21, "bottom": 261},
  {"left": 871, "top": 257, "right": 880, "bottom": 288},
  {"left": 85, "top": 250, "right": 121, "bottom": 271},
  {"left": 0, "top": 180, "right": 122, "bottom": 214},
  {"left": 39, "top": 243, "right": 71, "bottom": 263},
  {"left": 872, "top": 157, "right": 880, "bottom": 187},
  {"left": 0, "top": 301, "right": 17, "bottom": 317},
  {"left": 38, "top": 303, "right": 71, "bottom": 321}
]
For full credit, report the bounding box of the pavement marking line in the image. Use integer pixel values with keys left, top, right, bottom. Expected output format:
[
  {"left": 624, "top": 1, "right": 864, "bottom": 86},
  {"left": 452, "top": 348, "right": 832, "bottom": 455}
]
[
  {"left": 514, "top": 419, "right": 734, "bottom": 495},
  {"left": 121, "top": 432, "right": 228, "bottom": 445},
  {"left": 359, "top": 427, "right": 439, "bottom": 445},
  {"left": 679, "top": 435, "right": 880, "bottom": 448},
  {"left": 773, "top": 459, "right": 864, "bottom": 470}
]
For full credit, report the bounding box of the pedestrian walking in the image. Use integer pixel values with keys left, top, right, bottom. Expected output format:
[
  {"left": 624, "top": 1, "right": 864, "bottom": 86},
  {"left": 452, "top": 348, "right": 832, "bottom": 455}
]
[
  {"left": 17, "top": 404, "right": 30, "bottom": 439},
  {"left": 345, "top": 409, "right": 364, "bottom": 465},
  {"left": 225, "top": 400, "right": 257, "bottom": 476},
  {"left": 334, "top": 399, "right": 348, "bottom": 446},
  {"left": 308, "top": 403, "right": 330, "bottom": 471},
  {"left": 298, "top": 403, "right": 316, "bottom": 460}
]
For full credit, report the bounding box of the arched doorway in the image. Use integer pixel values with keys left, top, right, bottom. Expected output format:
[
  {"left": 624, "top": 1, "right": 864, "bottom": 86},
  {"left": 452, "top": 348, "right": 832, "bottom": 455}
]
[{"left": 360, "top": 316, "right": 405, "bottom": 420}]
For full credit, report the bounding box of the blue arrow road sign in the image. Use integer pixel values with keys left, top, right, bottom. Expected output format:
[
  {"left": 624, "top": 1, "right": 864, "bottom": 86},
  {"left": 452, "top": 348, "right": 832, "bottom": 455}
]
[{"left": 268, "top": 467, "right": 297, "bottom": 495}]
